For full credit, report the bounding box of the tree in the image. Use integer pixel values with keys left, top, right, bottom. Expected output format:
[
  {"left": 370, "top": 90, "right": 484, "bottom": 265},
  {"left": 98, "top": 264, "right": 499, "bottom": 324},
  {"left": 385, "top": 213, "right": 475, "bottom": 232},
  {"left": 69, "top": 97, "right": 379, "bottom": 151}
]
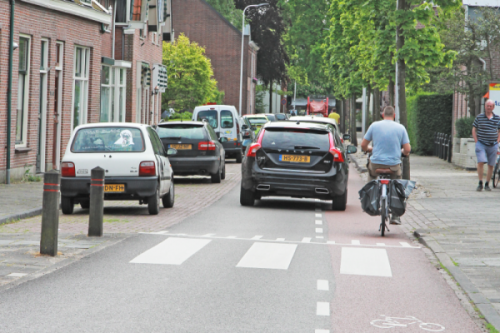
[
  {"left": 162, "top": 34, "right": 223, "bottom": 111},
  {"left": 204, "top": 0, "right": 243, "bottom": 29}
]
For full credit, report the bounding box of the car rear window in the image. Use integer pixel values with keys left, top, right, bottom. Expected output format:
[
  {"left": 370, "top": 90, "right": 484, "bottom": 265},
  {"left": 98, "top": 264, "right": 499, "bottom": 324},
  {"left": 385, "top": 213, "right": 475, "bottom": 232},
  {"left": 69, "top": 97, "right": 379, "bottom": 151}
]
[
  {"left": 197, "top": 110, "right": 218, "bottom": 129},
  {"left": 262, "top": 128, "right": 330, "bottom": 150},
  {"left": 247, "top": 117, "right": 268, "bottom": 125},
  {"left": 71, "top": 127, "right": 145, "bottom": 152},
  {"left": 221, "top": 111, "right": 234, "bottom": 129},
  {"left": 157, "top": 124, "right": 207, "bottom": 140},
  {"left": 275, "top": 114, "right": 287, "bottom": 120}
]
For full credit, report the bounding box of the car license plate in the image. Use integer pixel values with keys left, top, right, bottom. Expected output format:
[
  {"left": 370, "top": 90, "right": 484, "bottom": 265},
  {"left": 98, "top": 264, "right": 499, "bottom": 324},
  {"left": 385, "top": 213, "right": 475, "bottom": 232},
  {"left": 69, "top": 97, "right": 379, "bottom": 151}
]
[
  {"left": 170, "top": 144, "right": 192, "bottom": 150},
  {"left": 105, "top": 184, "right": 125, "bottom": 193},
  {"left": 280, "top": 155, "right": 310, "bottom": 163}
]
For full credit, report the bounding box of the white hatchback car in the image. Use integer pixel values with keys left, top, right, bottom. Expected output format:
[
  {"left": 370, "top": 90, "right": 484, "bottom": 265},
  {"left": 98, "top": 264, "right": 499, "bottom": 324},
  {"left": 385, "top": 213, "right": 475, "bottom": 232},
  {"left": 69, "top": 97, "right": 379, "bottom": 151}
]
[{"left": 60, "top": 123, "right": 176, "bottom": 215}]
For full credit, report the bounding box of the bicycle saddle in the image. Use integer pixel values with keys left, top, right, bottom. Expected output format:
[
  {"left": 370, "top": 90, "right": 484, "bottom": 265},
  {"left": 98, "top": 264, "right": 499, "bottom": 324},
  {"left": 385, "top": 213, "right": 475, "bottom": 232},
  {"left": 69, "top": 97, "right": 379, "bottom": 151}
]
[{"left": 375, "top": 168, "right": 393, "bottom": 174}]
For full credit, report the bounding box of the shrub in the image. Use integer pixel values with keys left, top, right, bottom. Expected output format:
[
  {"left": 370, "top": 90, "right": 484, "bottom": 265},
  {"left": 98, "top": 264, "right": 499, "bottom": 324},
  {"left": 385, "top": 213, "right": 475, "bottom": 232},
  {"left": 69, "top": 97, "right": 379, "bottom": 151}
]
[
  {"left": 407, "top": 95, "right": 418, "bottom": 153},
  {"left": 455, "top": 117, "right": 475, "bottom": 138},
  {"left": 411, "top": 93, "right": 453, "bottom": 155}
]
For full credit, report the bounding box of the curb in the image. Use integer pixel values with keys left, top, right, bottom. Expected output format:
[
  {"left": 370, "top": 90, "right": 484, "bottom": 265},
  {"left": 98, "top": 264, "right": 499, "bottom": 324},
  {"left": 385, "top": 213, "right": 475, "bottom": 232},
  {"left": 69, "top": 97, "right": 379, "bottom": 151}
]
[
  {"left": 414, "top": 230, "right": 500, "bottom": 331},
  {"left": 349, "top": 154, "right": 367, "bottom": 173},
  {"left": 0, "top": 207, "right": 43, "bottom": 226}
]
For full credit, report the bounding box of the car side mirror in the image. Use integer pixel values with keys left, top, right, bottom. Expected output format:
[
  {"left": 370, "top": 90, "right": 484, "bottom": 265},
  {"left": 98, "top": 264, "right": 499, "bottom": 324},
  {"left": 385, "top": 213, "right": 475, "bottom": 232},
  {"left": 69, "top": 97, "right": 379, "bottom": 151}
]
[
  {"left": 167, "top": 148, "right": 177, "bottom": 156},
  {"left": 219, "top": 137, "right": 228, "bottom": 143},
  {"left": 250, "top": 126, "right": 256, "bottom": 131},
  {"left": 343, "top": 134, "right": 351, "bottom": 141},
  {"left": 346, "top": 145, "right": 357, "bottom": 154},
  {"left": 242, "top": 124, "right": 249, "bottom": 130}
]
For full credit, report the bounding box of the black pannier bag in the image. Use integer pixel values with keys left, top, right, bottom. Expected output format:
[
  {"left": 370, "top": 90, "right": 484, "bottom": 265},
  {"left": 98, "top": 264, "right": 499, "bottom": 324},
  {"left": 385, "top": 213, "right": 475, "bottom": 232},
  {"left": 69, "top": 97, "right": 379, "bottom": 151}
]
[
  {"left": 358, "top": 180, "right": 381, "bottom": 216},
  {"left": 388, "top": 179, "right": 416, "bottom": 216}
]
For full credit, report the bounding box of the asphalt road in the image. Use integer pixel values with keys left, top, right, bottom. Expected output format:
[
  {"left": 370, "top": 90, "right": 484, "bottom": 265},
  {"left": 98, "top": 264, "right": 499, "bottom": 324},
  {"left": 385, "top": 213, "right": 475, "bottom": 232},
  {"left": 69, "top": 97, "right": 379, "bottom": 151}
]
[{"left": 0, "top": 165, "right": 483, "bottom": 332}]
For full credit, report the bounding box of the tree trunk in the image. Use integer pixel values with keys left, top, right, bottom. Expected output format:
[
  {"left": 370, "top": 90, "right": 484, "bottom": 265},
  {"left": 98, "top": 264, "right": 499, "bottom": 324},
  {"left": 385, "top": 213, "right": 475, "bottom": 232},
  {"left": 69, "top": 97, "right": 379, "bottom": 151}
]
[
  {"left": 350, "top": 94, "right": 358, "bottom": 146},
  {"left": 338, "top": 98, "right": 345, "bottom": 133},
  {"left": 269, "top": 81, "right": 273, "bottom": 113},
  {"left": 373, "top": 87, "right": 380, "bottom": 124},
  {"left": 389, "top": 80, "right": 395, "bottom": 107},
  {"left": 396, "top": 0, "right": 408, "bottom": 128},
  {"left": 344, "top": 99, "right": 350, "bottom": 135},
  {"left": 366, "top": 85, "right": 371, "bottom": 130}
]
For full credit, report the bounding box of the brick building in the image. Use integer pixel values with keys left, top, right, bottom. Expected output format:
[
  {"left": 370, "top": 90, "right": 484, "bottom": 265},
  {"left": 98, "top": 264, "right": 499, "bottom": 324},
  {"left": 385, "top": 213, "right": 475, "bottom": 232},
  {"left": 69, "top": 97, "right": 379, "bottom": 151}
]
[
  {"left": 172, "top": 0, "right": 259, "bottom": 115},
  {"left": 0, "top": 0, "right": 171, "bottom": 183}
]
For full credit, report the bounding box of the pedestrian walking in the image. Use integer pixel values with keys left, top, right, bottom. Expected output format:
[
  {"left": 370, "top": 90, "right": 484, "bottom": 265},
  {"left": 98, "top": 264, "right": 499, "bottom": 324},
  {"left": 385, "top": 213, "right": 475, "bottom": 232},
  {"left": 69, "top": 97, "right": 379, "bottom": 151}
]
[
  {"left": 328, "top": 108, "right": 340, "bottom": 123},
  {"left": 472, "top": 99, "right": 500, "bottom": 191}
]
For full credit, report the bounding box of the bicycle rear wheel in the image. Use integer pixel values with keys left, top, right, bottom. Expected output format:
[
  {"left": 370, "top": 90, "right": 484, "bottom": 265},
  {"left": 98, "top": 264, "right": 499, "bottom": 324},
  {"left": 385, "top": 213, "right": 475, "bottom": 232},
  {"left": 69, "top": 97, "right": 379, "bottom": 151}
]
[
  {"left": 494, "top": 163, "right": 500, "bottom": 188},
  {"left": 380, "top": 197, "right": 386, "bottom": 237}
]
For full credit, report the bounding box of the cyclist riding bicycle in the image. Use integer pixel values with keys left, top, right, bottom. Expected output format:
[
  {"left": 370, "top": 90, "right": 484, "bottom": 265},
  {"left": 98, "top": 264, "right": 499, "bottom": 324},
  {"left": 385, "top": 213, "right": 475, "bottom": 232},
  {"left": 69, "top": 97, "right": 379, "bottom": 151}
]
[{"left": 360, "top": 106, "right": 411, "bottom": 225}]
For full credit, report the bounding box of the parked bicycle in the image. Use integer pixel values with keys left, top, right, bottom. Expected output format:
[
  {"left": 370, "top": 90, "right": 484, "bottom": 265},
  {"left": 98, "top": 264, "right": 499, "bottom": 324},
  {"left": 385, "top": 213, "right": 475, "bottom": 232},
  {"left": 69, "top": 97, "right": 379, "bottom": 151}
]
[{"left": 492, "top": 148, "right": 500, "bottom": 188}]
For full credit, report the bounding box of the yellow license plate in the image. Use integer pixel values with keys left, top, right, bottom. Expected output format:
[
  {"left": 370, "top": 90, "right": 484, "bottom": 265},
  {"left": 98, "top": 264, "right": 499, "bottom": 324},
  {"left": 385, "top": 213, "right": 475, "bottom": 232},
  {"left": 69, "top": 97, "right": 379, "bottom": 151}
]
[
  {"left": 105, "top": 184, "right": 125, "bottom": 193},
  {"left": 170, "top": 144, "right": 192, "bottom": 150},
  {"left": 280, "top": 155, "right": 310, "bottom": 163}
]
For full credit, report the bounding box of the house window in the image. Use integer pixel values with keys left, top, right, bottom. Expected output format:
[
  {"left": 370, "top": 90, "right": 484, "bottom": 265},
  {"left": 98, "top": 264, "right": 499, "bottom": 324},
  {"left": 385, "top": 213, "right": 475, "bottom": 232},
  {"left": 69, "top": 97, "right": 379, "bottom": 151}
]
[
  {"left": 100, "top": 65, "right": 112, "bottom": 122},
  {"left": 100, "top": 66, "right": 127, "bottom": 122},
  {"left": 16, "top": 35, "right": 31, "bottom": 146},
  {"left": 73, "top": 46, "right": 90, "bottom": 129}
]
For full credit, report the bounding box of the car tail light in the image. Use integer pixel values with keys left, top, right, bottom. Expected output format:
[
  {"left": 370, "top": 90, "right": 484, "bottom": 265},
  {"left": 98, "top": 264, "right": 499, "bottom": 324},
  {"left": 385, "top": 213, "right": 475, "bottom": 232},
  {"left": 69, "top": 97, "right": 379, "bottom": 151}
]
[
  {"left": 139, "top": 161, "right": 156, "bottom": 176},
  {"left": 329, "top": 133, "right": 344, "bottom": 163},
  {"left": 247, "top": 143, "right": 261, "bottom": 157},
  {"left": 198, "top": 141, "right": 216, "bottom": 150},
  {"left": 61, "top": 162, "right": 75, "bottom": 177},
  {"left": 380, "top": 179, "right": 390, "bottom": 185}
]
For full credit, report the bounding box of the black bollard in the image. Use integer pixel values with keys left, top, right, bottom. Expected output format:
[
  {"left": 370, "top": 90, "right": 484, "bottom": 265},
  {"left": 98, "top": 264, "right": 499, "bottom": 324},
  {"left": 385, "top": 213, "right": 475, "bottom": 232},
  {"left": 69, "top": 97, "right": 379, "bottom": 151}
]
[
  {"left": 40, "top": 170, "right": 61, "bottom": 256},
  {"left": 88, "top": 167, "right": 105, "bottom": 237}
]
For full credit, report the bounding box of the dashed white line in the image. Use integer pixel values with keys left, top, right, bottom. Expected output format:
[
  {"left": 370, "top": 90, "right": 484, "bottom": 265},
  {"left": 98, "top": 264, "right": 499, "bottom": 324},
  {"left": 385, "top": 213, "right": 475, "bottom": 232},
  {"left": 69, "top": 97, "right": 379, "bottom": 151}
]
[
  {"left": 317, "top": 280, "right": 329, "bottom": 291},
  {"left": 251, "top": 235, "right": 263, "bottom": 240},
  {"left": 351, "top": 240, "right": 361, "bottom": 245},
  {"left": 226, "top": 236, "right": 237, "bottom": 239},
  {"left": 302, "top": 237, "right": 312, "bottom": 243},
  {"left": 376, "top": 243, "right": 385, "bottom": 246},
  {"left": 315, "top": 214, "right": 322, "bottom": 218},
  {"left": 316, "top": 302, "right": 330, "bottom": 316},
  {"left": 315, "top": 228, "right": 323, "bottom": 233},
  {"left": 400, "top": 242, "right": 411, "bottom": 247},
  {"left": 315, "top": 220, "right": 323, "bottom": 225},
  {"left": 276, "top": 238, "right": 285, "bottom": 241},
  {"left": 202, "top": 233, "right": 215, "bottom": 237},
  {"left": 7, "top": 273, "right": 27, "bottom": 277},
  {"left": 315, "top": 330, "right": 329, "bottom": 333},
  {"left": 316, "top": 236, "right": 324, "bottom": 239},
  {"left": 327, "top": 241, "right": 336, "bottom": 245}
]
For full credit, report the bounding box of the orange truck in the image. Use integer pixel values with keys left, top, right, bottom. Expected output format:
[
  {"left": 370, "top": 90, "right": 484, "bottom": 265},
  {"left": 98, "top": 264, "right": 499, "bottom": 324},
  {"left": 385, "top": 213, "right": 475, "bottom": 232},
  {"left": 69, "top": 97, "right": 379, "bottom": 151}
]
[{"left": 306, "top": 97, "right": 329, "bottom": 117}]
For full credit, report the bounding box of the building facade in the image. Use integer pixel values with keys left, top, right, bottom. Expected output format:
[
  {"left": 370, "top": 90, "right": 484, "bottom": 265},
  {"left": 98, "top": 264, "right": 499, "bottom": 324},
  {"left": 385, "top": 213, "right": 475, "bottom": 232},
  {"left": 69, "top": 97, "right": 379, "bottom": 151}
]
[{"left": 172, "top": 0, "right": 258, "bottom": 115}]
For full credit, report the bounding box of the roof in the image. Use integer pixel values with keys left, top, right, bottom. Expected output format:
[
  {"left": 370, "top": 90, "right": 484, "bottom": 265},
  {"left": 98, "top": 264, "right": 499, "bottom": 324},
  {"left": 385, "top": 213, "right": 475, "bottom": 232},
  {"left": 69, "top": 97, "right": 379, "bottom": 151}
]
[
  {"left": 290, "top": 116, "right": 338, "bottom": 125},
  {"left": 263, "top": 121, "right": 330, "bottom": 132},
  {"left": 157, "top": 121, "right": 204, "bottom": 126},
  {"left": 463, "top": 0, "right": 500, "bottom": 6},
  {"left": 74, "top": 122, "right": 149, "bottom": 130}
]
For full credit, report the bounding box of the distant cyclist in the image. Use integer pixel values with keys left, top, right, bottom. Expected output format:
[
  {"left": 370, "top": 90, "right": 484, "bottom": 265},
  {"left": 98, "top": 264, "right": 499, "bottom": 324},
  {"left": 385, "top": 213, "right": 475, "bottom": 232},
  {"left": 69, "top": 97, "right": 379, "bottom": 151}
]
[{"left": 360, "top": 106, "right": 411, "bottom": 225}]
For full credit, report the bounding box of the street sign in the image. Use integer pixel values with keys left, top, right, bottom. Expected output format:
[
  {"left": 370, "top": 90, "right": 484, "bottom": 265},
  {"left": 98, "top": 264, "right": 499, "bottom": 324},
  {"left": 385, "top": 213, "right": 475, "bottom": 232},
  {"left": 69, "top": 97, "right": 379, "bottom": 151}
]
[
  {"left": 488, "top": 83, "right": 500, "bottom": 107},
  {"left": 281, "top": 98, "right": 286, "bottom": 105}
]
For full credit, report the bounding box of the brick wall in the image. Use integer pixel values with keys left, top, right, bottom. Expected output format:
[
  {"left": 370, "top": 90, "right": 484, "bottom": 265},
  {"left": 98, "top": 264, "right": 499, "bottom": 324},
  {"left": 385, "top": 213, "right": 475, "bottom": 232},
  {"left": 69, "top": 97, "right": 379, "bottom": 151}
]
[
  {"left": 172, "top": 0, "right": 256, "bottom": 114},
  {"left": 0, "top": 1, "right": 110, "bottom": 181}
]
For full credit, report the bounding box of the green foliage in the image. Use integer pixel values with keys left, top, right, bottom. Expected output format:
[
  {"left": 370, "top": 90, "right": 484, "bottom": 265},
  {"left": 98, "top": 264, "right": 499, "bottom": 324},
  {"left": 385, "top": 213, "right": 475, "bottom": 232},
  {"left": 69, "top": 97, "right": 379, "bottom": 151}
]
[
  {"left": 455, "top": 117, "right": 475, "bottom": 139},
  {"left": 204, "top": 0, "right": 243, "bottom": 29},
  {"left": 406, "top": 95, "right": 418, "bottom": 153},
  {"left": 411, "top": 93, "right": 453, "bottom": 155},
  {"left": 254, "top": 84, "right": 266, "bottom": 114},
  {"left": 22, "top": 167, "right": 41, "bottom": 182},
  {"left": 169, "top": 111, "right": 193, "bottom": 120},
  {"left": 162, "top": 34, "right": 224, "bottom": 111}
]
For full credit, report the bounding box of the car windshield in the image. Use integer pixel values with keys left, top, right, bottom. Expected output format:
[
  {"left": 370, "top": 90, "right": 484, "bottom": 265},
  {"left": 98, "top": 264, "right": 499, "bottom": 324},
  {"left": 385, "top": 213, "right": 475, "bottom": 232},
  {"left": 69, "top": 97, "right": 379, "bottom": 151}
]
[
  {"left": 247, "top": 117, "right": 268, "bottom": 125},
  {"left": 197, "top": 110, "right": 218, "bottom": 129},
  {"left": 71, "top": 127, "right": 145, "bottom": 152},
  {"left": 266, "top": 115, "right": 277, "bottom": 121},
  {"left": 262, "top": 128, "right": 330, "bottom": 150},
  {"left": 275, "top": 114, "right": 287, "bottom": 120},
  {"left": 157, "top": 124, "right": 207, "bottom": 140}
]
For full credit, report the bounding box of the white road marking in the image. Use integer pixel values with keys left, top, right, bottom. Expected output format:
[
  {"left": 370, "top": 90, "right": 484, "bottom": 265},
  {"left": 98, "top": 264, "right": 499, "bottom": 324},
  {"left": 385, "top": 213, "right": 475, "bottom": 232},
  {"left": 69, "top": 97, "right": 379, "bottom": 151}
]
[
  {"left": 400, "top": 242, "right": 411, "bottom": 247},
  {"left": 157, "top": 231, "right": 169, "bottom": 234},
  {"left": 316, "top": 228, "right": 323, "bottom": 233},
  {"left": 327, "top": 241, "right": 336, "bottom": 244},
  {"left": 130, "top": 237, "right": 211, "bottom": 265},
  {"left": 302, "top": 237, "right": 312, "bottom": 243},
  {"left": 317, "top": 280, "right": 329, "bottom": 291},
  {"left": 276, "top": 238, "right": 285, "bottom": 241},
  {"left": 315, "top": 330, "right": 329, "bottom": 333},
  {"left": 236, "top": 242, "right": 297, "bottom": 270},
  {"left": 376, "top": 243, "right": 385, "bottom": 246},
  {"left": 315, "top": 220, "right": 323, "bottom": 225},
  {"left": 315, "top": 213, "right": 322, "bottom": 218},
  {"left": 316, "top": 236, "right": 324, "bottom": 239},
  {"left": 317, "top": 302, "right": 330, "bottom": 316},
  {"left": 226, "top": 236, "right": 237, "bottom": 239},
  {"left": 251, "top": 235, "right": 263, "bottom": 240},
  {"left": 340, "top": 247, "right": 392, "bottom": 277},
  {"left": 7, "top": 273, "right": 27, "bottom": 277},
  {"left": 351, "top": 240, "right": 361, "bottom": 245},
  {"left": 202, "top": 233, "right": 215, "bottom": 237}
]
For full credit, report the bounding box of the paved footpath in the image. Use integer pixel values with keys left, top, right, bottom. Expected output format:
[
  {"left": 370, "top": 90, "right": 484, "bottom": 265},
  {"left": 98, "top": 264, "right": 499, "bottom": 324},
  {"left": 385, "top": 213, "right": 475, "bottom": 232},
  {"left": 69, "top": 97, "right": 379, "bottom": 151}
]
[
  {"left": 0, "top": 161, "right": 242, "bottom": 289},
  {"left": 352, "top": 152, "right": 500, "bottom": 331}
]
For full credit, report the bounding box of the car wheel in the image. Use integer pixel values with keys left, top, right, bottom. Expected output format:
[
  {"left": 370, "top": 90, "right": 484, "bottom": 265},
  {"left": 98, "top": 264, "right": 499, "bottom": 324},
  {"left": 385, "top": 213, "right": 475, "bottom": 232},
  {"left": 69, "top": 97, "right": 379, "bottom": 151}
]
[
  {"left": 240, "top": 186, "right": 255, "bottom": 206},
  {"left": 162, "top": 181, "right": 175, "bottom": 208},
  {"left": 148, "top": 185, "right": 160, "bottom": 215},
  {"left": 221, "top": 161, "right": 226, "bottom": 180},
  {"left": 331, "top": 188, "right": 347, "bottom": 211},
  {"left": 236, "top": 151, "right": 242, "bottom": 163},
  {"left": 211, "top": 163, "right": 222, "bottom": 183},
  {"left": 80, "top": 200, "right": 90, "bottom": 209},
  {"left": 61, "top": 196, "right": 74, "bottom": 215}
]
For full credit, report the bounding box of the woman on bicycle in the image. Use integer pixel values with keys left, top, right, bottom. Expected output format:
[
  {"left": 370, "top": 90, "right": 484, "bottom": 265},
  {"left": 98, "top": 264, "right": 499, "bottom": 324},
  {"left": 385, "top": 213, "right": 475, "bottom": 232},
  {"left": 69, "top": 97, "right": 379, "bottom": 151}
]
[{"left": 360, "top": 106, "right": 411, "bottom": 225}]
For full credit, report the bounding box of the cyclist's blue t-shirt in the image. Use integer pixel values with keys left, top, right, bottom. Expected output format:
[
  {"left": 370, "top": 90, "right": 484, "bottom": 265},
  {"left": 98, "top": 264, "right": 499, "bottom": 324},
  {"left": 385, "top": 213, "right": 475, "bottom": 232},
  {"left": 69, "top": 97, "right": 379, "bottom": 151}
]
[{"left": 364, "top": 120, "right": 410, "bottom": 166}]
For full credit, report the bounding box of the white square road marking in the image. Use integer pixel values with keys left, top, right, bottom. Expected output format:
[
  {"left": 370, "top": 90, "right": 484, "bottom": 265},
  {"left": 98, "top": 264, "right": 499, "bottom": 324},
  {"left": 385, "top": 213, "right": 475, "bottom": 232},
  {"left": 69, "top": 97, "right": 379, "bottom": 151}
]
[
  {"left": 400, "top": 242, "right": 411, "bottom": 247},
  {"left": 316, "top": 228, "right": 323, "bottom": 233},
  {"left": 276, "top": 238, "right": 285, "bottom": 241},
  {"left": 315, "top": 330, "right": 330, "bottom": 333},
  {"left": 340, "top": 247, "right": 392, "bottom": 277},
  {"left": 316, "top": 302, "right": 330, "bottom": 316},
  {"left": 237, "top": 242, "right": 297, "bottom": 270},
  {"left": 317, "top": 280, "right": 329, "bottom": 291},
  {"left": 302, "top": 237, "right": 312, "bottom": 243},
  {"left": 351, "top": 240, "right": 360, "bottom": 245},
  {"left": 130, "top": 237, "right": 211, "bottom": 265},
  {"left": 376, "top": 243, "right": 385, "bottom": 246},
  {"left": 251, "top": 235, "right": 263, "bottom": 240},
  {"left": 315, "top": 220, "right": 323, "bottom": 225},
  {"left": 315, "top": 214, "right": 322, "bottom": 218}
]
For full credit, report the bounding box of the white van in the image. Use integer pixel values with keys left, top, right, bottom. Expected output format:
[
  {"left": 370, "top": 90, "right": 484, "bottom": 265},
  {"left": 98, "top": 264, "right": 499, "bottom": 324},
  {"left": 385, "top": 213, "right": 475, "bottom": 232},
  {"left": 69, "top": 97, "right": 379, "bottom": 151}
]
[{"left": 192, "top": 105, "right": 243, "bottom": 162}]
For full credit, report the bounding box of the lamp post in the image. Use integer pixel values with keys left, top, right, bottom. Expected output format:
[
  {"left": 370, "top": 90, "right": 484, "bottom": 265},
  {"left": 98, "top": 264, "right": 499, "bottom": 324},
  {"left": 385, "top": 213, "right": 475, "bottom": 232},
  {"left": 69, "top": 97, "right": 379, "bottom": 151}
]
[{"left": 239, "top": 3, "right": 268, "bottom": 117}]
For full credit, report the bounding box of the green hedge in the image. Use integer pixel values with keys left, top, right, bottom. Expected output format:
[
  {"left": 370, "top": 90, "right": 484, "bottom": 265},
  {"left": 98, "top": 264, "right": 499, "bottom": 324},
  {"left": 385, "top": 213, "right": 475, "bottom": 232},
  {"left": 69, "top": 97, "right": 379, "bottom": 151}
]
[
  {"left": 455, "top": 117, "right": 475, "bottom": 138},
  {"left": 409, "top": 93, "right": 452, "bottom": 155},
  {"left": 407, "top": 95, "right": 418, "bottom": 154}
]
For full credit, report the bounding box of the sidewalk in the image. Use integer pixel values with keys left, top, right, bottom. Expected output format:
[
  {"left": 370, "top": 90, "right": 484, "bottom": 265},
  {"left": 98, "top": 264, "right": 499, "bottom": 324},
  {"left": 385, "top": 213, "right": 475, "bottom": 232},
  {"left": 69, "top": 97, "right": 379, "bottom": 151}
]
[
  {"left": 352, "top": 152, "right": 500, "bottom": 330},
  {"left": 0, "top": 182, "right": 43, "bottom": 224}
]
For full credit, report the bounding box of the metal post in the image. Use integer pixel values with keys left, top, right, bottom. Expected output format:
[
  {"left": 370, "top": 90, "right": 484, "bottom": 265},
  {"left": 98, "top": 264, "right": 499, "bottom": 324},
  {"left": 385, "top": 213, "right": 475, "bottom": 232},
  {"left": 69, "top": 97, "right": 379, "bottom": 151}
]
[
  {"left": 443, "top": 134, "right": 448, "bottom": 161},
  {"left": 88, "top": 167, "right": 105, "bottom": 237},
  {"left": 448, "top": 136, "right": 452, "bottom": 163},
  {"left": 433, "top": 132, "right": 437, "bottom": 156},
  {"left": 6, "top": 0, "right": 15, "bottom": 184},
  {"left": 40, "top": 171, "right": 61, "bottom": 256}
]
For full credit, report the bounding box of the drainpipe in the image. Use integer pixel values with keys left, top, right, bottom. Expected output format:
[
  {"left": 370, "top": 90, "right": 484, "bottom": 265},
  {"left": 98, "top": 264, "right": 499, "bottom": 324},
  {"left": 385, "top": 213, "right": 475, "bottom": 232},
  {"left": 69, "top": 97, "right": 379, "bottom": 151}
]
[
  {"left": 112, "top": 0, "right": 117, "bottom": 59},
  {"left": 479, "top": 57, "right": 487, "bottom": 114},
  {"left": 6, "top": 0, "right": 15, "bottom": 184}
]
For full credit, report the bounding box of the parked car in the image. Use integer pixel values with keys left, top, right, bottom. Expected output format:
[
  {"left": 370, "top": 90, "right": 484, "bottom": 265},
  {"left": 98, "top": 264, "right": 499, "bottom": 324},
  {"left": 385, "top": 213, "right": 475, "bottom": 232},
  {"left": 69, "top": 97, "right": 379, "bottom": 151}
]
[
  {"left": 242, "top": 114, "right": 270, "bottom": 136},
  {"left": 192, "top": 105, "right": 243, "bottom": 162},
  {"left": 239, "top": 116, "right": 256, "bottom": 141},
  {"left": 240, "top": 121, "right": 357, "bottom": 210},
  {"left": 155, "top": 121, "right": 226, "bottom": 183},
  {"left": 60, "top": 123, "right": 176, "bottom": 215},
  {"left": 289, "top": 115, "right": 345, "bottom": 139}
]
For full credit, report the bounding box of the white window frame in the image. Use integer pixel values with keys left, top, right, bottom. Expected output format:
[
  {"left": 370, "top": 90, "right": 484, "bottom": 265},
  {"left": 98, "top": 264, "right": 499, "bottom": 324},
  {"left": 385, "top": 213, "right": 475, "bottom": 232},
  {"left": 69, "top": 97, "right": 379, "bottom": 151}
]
[
  {"left": 100, "top": 64, "right": 113, "bottom": 122},
  {"left": 15, "top": 34, "right": 31, "bottom": 148},
  {"left": 37, "top": 38, "right": 49, "bottom": 172},
  {"left": 72, "top": 46, "right": 90, "bottom": 130},
  {"left": 100, "top": 66, "right": 127, "bottom": 123},
  {"left": 54, "top": 41, "right": 64, "bottom": 170}
]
